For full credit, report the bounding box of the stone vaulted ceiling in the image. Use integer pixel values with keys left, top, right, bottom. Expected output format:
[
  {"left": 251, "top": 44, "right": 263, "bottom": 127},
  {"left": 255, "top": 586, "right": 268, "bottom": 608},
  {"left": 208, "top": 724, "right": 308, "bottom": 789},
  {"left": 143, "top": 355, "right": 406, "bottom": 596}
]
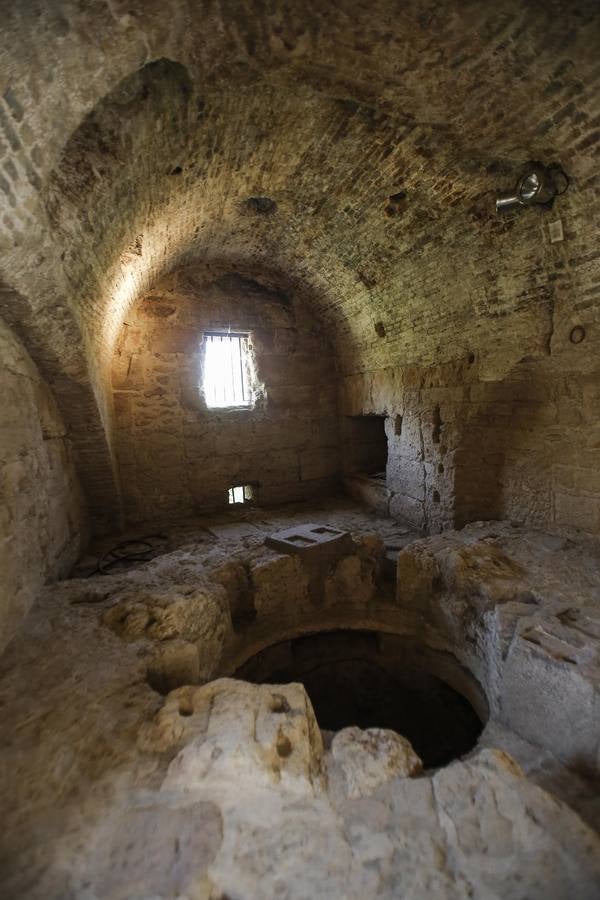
[{"left": 0, "top": 0, "right": 598, "bottom": 527}]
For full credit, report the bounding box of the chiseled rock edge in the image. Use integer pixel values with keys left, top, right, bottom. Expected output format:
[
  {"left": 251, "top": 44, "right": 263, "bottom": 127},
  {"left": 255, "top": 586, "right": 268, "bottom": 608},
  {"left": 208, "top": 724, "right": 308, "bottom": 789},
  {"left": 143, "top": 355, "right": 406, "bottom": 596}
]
[
  {"left": 74, "top": 678, "right": 600, "bottom": 900},
  {"left": 396, "top": 522, "right": 600, "bottom": 771},
  {"left": 329, "top": 725, "right": 423, "bottom": 798}
]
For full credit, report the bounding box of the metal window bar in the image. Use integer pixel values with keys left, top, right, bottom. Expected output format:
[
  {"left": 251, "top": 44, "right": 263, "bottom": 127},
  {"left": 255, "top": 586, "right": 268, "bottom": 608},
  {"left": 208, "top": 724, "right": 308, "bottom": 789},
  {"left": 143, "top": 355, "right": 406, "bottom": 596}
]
[{"left": 203, "top": 333, "right": 250, "bottom": 408}]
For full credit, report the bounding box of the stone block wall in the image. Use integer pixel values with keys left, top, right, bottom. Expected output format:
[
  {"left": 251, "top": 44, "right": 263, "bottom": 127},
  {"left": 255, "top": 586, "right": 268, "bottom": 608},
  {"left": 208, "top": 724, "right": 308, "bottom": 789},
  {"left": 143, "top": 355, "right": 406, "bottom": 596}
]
[
  {"left": 112, "top": 267, "right": 340, "bottom": 522},
  {"left": 0, "top": 318, "right": 86, "bottom": 651},
  {"left": 339, "top": 166, "right": 600, "bottom": 536},
  {"left": 342, "top": 354, "right": 599, "bottom": 536},
  {"left": 341, "top": 362, "right": 467, "bottom": 533},
  {"left": 0, "top": 0, "right": 598, "bottom": 538}
]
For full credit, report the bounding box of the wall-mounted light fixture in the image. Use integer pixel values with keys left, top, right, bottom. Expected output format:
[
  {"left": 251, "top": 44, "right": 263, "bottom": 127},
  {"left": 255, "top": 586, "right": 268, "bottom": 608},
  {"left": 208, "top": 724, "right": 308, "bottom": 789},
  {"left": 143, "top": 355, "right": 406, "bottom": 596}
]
[{"left": 495, "top": 162, "right": 568, "bottom": 213}]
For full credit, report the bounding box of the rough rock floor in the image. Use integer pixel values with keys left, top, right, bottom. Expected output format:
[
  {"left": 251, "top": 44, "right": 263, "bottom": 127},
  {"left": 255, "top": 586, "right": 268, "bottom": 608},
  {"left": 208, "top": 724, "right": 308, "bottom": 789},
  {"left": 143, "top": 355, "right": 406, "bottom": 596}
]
[{"left": 0, "top": 498, "right": 599, "bottom": 898}]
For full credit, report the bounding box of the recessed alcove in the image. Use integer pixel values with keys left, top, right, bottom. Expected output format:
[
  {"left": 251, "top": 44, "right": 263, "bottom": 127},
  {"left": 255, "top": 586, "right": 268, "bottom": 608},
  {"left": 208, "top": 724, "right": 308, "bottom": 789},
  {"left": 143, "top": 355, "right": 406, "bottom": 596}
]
[
  {"left": 342, "top": 415, "right": 391, "bottom": 515},
  {"left": 344, "top": 415, "right": 388, "bottom": 475}
]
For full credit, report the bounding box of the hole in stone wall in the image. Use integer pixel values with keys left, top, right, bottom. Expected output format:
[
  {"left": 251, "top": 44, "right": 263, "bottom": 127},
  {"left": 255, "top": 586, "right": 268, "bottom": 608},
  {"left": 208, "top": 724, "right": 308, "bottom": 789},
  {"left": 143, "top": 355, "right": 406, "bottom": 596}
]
[
  {"left": 276, "top": 734, "right": 293, "bottom": 757},
  {"left": 202, "top": 332, "right": 253, "bottom": 408},
  {"left": 344, "top": 415, "right": 388, "bottom": 475},
  {"left": 432, "top": 405, "right": 442, "bottom": 444},
  {"left": 269, "top": 694, "right": 291, "bottom": 714},
  {"left": 569, "top": 325, "right": 586, "bottom": 344},
  {"left": 432, "top": 490, "right": 440, "bottom": 503},
  {"left": 178, "top": 698, "right": 194, "bottom": 716},
  {"left": 243, "top": 196, "right": 277, "bottom": 215},
  {"left": 235, "top": 630, "right": 484, "bottom": 769},
  {"left": 228, "top": 484, "right": 255, "bottom": 505},
  {"left": 394, "top": 414, "right": 403, "bottom": 436},
  {"left": 384, "top": 190, "right": 408, "bottom": 217}
]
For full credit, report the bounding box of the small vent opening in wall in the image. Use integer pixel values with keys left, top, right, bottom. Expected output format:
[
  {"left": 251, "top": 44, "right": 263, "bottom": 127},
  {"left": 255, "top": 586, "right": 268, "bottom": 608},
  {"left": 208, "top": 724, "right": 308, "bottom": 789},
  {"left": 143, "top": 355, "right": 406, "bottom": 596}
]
[
  {"left": 228, "top": 484, "right": 255, "bottom": 505},
  {"left": 203, "top": 332, "right": 251, "bottom": 408}
]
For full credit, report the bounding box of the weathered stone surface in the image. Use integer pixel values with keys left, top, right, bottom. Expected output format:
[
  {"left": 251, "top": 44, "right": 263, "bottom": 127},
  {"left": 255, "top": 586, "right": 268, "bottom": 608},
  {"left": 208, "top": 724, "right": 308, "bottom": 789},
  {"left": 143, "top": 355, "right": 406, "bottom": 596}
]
[
  {"left": 0, "top": 318, "right": 85, "bottom": 651},
  {"left": 396, "top": 522, "right": 600, "bottom": 771},
  {"left": 162, "top": 679, "right": 325, "bottom": 793},
  {"left": 103, "top": 581, "right": 230, "bottom": 649},
  {"left": 0, "top": 508, "right": 599, "bottom": 897},
  {"left": 322, "top": 532, "right": 385, "bottom": 609},
  {"left": 79, "top": 682, "right": 600, "bottom": 899},
  {"left": 330, "top": 726, "right": 422, "bottom": 798},
  {"left": 73, "top": 801, "right": 223, "bottom": 900},
  {"left": 341, "top": 747, "right": 600, "bottom": 900},
  {"left": 93, "top": 677, "right": 600, "bottom": 900},
  {"left": 250, "top": 551, "right": 310, "bottom": 615}
]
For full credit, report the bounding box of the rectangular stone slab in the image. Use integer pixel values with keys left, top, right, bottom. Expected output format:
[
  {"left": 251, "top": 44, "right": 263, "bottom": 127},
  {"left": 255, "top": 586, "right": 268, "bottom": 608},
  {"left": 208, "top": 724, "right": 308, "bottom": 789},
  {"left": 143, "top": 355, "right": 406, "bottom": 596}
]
[{"left": 265, "top": 523, "right": 353, "bottom": 562}]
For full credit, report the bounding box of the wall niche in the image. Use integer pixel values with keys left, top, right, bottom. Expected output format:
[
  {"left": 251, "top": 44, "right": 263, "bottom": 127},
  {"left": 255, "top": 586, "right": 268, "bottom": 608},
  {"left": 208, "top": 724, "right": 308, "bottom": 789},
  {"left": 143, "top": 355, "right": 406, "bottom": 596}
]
[{"left": 342, "top": 414, "right": 390, "bottom": 515}]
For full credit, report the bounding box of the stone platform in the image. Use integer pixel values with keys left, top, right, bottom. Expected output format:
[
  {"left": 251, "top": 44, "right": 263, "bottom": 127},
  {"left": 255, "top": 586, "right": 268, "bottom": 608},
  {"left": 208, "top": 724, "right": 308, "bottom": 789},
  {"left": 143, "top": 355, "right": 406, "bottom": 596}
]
[{"left": 0, "top": 500, "right": 599, "bottom": 898}]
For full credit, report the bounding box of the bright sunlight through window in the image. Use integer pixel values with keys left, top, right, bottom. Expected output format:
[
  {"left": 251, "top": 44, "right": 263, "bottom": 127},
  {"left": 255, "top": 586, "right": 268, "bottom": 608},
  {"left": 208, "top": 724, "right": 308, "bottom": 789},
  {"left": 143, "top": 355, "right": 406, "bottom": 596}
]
[
  {"left": 203, "top": 332, "right": 251, "bottom": 408},
  {"left": 228, "top": 484, "right": 254, "bottom": 505}
]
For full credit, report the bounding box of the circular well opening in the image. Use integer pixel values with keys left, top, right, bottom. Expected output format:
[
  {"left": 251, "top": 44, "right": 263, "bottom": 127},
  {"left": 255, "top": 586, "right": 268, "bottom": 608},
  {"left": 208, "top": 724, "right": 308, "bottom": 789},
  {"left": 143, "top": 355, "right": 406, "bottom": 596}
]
[{"left": 234, "top": 630, "right": 485, "bottom": 770}]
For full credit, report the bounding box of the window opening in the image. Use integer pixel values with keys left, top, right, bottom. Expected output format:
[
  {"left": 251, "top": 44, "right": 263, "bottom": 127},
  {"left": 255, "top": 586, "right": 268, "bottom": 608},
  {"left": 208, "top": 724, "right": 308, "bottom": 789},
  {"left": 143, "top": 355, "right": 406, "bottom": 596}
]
[
  {"left": 203, "top": 332, "right": 251, "bottom": 408},
  {"left": 228, "top": 484, "right": 255, "bottom": 505}
]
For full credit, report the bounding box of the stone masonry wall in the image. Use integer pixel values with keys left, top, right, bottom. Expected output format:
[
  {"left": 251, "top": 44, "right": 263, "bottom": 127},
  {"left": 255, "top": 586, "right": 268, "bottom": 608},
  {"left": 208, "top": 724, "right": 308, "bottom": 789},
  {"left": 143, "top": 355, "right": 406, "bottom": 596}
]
[
  {"left": 0, "top": 318, "right": 86, "bottom": 651},
  {"left": 0, "top": 1, "right": 597, "bottom": 534},
  {"left": 112, "top": 266, "right": 340, "bottom": 523},
  {"left": 340, "top": 179, "right": 600, "bottom": 535}
]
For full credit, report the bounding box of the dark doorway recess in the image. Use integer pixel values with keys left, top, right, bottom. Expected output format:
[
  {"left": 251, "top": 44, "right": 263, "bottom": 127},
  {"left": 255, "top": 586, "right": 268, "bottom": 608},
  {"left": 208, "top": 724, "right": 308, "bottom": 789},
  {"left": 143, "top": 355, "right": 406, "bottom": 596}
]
[
  {"left": 235, "top": 630, "right": 484, "bottom": 770},
  {"left": 344, "top": 415, "right": 388, "bottom": 475}
]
